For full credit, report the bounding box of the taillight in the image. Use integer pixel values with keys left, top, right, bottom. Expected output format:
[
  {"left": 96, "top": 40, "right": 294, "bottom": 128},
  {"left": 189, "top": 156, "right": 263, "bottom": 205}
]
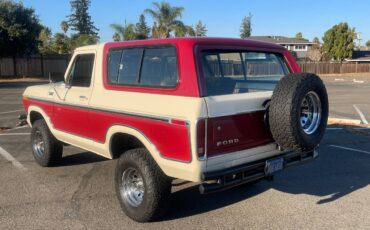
[{"left": 196, "top": 119, "right": 206, "bottom": 159}]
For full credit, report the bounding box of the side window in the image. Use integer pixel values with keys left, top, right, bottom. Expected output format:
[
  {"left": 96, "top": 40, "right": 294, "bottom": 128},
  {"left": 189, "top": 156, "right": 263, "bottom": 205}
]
[
  {"left": 242, "top": 52, "right": 289, "bottom": 79},
  {"left": 107, "top": 46, "right": 178, "bottom": 88},
  {"left": 68, "top": 54, "right": 95, "bottom": 87},
  {"left": 117, "top": 48, "right": 143, "bottom": 85},
  {"left": 140, "top": 47, "right": 178, "bottom": 87},
  {"left": 107, "top": 50, "right": 122, "bottom": 84}
]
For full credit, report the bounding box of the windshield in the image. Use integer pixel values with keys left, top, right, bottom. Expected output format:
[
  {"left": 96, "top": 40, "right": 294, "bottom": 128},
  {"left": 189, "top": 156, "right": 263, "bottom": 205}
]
[{"left": 200, "top": 51, "right": 290, "bottom": 96}]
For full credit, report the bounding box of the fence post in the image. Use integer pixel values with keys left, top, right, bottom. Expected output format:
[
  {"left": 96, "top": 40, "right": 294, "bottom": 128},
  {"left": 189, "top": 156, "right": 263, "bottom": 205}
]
[
  {"left": 25, "top": 56, "right": 29, "bottom": 78},
  {"left": 40, "top": 54, "right": 44, "bottom": 78},
  {"left": 356, "top": 61, "right": 358, "bottom": 73},
  {"left": 12, "top": 56, "right": 17, "bottom": 77}
]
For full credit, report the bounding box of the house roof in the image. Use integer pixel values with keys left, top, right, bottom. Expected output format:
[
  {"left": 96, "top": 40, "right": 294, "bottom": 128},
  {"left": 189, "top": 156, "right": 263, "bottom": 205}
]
[
  {"left": 345, "top": 51, "right": 370, "bottom": 62},
  {"left": 249, "top": 36, "right": 315, "bottom": 45}
]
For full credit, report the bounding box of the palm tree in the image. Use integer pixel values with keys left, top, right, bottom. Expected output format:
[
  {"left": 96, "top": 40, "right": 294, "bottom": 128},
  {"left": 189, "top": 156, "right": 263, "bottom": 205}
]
[
  {"left": 144, "top": 1, "right": 184, "bottom": 38},
  {"left": 60, "top": 21, "right": 69, "bottom": 34},
  {"left": 110, "top": 22, "right": 136, "bottom": 41}
]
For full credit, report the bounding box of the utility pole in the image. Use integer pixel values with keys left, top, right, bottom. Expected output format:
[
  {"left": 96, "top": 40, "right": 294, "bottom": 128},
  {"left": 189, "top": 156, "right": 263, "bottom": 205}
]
[{"left": 355, "top": 32, "right": 362, "bottom": 50}]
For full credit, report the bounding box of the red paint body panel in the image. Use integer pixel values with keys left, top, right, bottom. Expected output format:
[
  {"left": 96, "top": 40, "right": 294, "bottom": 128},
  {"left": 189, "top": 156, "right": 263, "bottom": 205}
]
[
  {"left": 283, "top": 49, "right": 301, "bottom": 73},
  {"left": 23, "top": 98, "right": 53, "bottom": 119},
  {"left": 23, "top": 98, "right": 191, "bottom": 162},
  {"left": 206, "top": 111, "right": 273, "bottom": 157},
  {"left": 53, "top": 104, "right": 91, "bottom": 138},
  {"left": 88, "top": 109, "right": 191, "bottom": 162}
]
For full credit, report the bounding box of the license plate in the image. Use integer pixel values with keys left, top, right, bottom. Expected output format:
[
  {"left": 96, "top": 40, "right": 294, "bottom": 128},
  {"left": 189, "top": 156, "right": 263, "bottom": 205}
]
[{"left": 265, "top": 158, "right": 284, "bottom": 175}]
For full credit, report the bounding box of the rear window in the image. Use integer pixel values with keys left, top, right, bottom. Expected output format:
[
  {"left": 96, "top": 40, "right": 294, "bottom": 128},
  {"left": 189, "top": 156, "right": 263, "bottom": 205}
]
[
  {"left": 200, "top": 51, "right": 290, "bottom": 96},
  {"left": 107, "top": 46, "right": 178, "bottom": 88}
]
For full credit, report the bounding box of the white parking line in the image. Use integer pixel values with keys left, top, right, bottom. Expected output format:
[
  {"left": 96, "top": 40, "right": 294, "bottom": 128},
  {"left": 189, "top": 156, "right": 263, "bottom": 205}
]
[
  {"left": 353, "top": 79, "right": 365, "bottom": 83},
  {"left": 326, "top": 127, "right": 370, "bottom": 130},
  {"left": 0, "top": 146, "right": 27, "bottom": 171},
  {"left": 353, "top": 104, "right": 369, "bottom": 124},
  {"left": 0, "top": 109, "right": 23, "bottom": 115},
  {"left": 0, "top": 133, "right": 30, "bottom": 136},
  {"left": 4, "top": 125, "right": 29, "bottom": 131},
  {"left": 330, "top": 145, "right": 370, "bottom": 155}
]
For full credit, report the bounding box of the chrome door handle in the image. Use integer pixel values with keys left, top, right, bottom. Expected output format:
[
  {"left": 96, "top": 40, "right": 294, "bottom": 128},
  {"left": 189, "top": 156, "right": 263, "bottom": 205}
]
[{"left": 79, "top": 95, "right": 88, "bottom": 100}]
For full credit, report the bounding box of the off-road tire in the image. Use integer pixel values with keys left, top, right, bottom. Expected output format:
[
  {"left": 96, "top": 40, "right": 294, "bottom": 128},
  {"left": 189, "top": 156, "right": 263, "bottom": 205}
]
[
  {"left": 30, "top": 119, "right": 63, "bottom": 166},
  {"left": 115, "top": 148, "right": 172, "bottom": 222},
  {"left": 269, "top": 72, "right": 328, "bottom": 151}
]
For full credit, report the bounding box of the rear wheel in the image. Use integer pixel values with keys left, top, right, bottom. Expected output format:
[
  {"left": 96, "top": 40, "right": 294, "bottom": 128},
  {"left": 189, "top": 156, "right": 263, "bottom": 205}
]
[
  {"left": 269, "top": 73, "right": 328, "bottom": 151},
  {"left": 30, "top": 119, "right": 63, "bottom": 166},
  {"left": 115, "top": 148, "right": 172, "bottom": 222}
]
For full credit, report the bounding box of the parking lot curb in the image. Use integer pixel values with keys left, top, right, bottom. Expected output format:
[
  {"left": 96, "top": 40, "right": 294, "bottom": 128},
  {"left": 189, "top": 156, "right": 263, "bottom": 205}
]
[{"left": 327, "top": 117, "right": 369, "bottom": 127}]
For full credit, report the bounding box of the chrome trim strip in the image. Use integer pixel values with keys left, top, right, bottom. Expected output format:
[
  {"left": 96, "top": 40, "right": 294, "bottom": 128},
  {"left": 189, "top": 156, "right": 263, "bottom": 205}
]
[{"left": 26, "top": 96, "right": 171, "bottom": 123}]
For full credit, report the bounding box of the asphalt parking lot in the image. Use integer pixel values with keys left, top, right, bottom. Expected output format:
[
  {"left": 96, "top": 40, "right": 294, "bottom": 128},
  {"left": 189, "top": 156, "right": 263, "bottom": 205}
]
[{"left": 0, "top": 77, "right": 370, "bottom": 229}]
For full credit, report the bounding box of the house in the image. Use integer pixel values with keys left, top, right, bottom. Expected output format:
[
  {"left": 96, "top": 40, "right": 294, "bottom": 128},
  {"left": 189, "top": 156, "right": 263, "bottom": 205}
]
[
  {"left": 248, "top": 36, "right": 316, "bottom": 59},
  {"left": 345, "top": 50, "right": 370, "bottom": 63}
]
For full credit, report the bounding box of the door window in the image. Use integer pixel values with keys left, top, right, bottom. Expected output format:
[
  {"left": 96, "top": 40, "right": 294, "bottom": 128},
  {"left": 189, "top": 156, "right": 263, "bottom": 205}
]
[{"left": 68, "top": 54, "right": 95, "bottom": 87}]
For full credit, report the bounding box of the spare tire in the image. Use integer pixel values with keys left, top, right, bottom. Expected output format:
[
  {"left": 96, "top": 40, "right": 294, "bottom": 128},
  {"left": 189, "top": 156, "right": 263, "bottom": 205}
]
[{"left": 269, "top": 72, "right": 328, "bottom": 152}]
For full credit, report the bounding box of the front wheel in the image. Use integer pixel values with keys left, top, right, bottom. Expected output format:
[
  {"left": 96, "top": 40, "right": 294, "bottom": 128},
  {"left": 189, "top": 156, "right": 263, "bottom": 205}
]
[
  {"left": 115, "top": 148, "right": 172, "bottom": 222},
  {"left": 30, "top": 119, "right": 63, "bottom": 167}
]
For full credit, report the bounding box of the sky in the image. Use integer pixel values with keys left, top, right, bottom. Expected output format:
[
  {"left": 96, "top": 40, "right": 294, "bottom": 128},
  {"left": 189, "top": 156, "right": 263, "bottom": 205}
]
[{"left": 22, "top": 0, "right": 370, "bottom": 45}]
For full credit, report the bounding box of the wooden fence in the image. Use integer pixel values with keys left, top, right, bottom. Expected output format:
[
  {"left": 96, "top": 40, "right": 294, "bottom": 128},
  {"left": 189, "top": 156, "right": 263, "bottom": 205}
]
[
  {"left": 0, "top": 55, "right": 70, "bottom": 78},
  {"left": 298, "top": 62, "right": 370, "bottom": 74},
  {"left": 1, "top": 56, "right": 370, "bottom": 78}
]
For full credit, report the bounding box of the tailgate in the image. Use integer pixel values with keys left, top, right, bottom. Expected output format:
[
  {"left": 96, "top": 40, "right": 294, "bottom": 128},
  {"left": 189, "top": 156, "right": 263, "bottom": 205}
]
[{"left": 204, "top": 91, "right": 274, "bottom": 158}]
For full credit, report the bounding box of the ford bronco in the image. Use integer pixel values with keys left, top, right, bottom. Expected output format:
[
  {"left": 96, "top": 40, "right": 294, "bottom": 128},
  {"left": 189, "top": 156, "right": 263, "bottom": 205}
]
[{"left": 22, "top": 38, "right": 328, "bottom": 222}]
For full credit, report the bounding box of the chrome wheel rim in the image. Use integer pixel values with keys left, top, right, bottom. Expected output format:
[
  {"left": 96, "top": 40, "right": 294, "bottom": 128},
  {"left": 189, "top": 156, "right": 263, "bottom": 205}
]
[
  {"left": 33, "top": 130, "right": 45, "bottom": 158},
  {"left": 300, "top": 91, "right": 322, "bottom": 135},
  {"left": 120, "top": 167, "right": 144, "bottom": 207}
]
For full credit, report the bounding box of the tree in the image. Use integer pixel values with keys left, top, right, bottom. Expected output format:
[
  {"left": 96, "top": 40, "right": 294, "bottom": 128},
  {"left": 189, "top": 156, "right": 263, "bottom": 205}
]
[
  {"left": 313, "top": 37, "right": 320, "bottom": 44},
  {"left": 70, "top": 33, "right": 98, "bottom": 50},
  {"left": 240, "top": 13, "right": 252, "bottom": 38},
  {"left": 366, "top": 40, "right": 370, "bottom": 48},
  {"left": 112, "top": 32, "right": 121, "bottom": 42},
  {"left": 110, "top": 22, "right": 136, "bottom": 41},
  {"left": 289, "top": 50, "right": 298, "bottom": 60},
  {"left": 60, "top": 21, "right": 69, "bottom": 34},
  {"left": 295, "top": 32, "right": 303, "bottom": 40},
  {"left": 52, "top": 33, "right": 70, "bottom": 54},
  {"left": 0, "top": 0, "right": 42, "bottom": 57},
  {"left": 38, "top": 27, "right": 54, "bottom": 54},
  {"left": 144, "top": 1, "right": 184, "bottom": 38},
  {"left": 174, "top": 25, "right": 195, "bottom": 37},
  {"left": 67, "top": 0, "right": 99, "bottom": 36},
  {"left": 322, "top": 22, "right": 355, "bottom": 61},
  {"left": 308, "top": 37, "right": 322, "bottom": 61},
  {"left": 195, "top": 20, "right": 207, "bottom": 37},
  {"left": 135, "top": 14, "right": 150, "bottom": 40},
  {"left": 307, "top": 48, "right": 322, "bottom": 62}
]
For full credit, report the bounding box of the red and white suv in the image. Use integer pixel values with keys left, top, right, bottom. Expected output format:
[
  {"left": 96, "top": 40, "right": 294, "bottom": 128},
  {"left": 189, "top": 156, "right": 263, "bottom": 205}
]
[{"left": 23, "top": 38, "right": 328, "bottom": 222}]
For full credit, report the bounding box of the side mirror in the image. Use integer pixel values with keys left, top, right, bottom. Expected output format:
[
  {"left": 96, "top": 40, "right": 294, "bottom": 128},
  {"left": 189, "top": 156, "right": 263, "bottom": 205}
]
[{"left": 48, "top": 72, "right": 65, "bottom": 83}]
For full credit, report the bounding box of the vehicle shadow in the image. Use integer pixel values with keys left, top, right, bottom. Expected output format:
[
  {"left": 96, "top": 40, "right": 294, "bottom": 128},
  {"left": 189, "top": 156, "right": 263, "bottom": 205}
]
[
  {"left": 165, "top": 124, "right": 370, "bottom": 220},
  {"left": 165, "top": 181, "right": 268, "bottom": 221},
  {"left": 272, "top": 124, "right": 370, "bottom": 204},
  {"left": 57, "top": 151, "right": 108, "bottom": 167}
]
